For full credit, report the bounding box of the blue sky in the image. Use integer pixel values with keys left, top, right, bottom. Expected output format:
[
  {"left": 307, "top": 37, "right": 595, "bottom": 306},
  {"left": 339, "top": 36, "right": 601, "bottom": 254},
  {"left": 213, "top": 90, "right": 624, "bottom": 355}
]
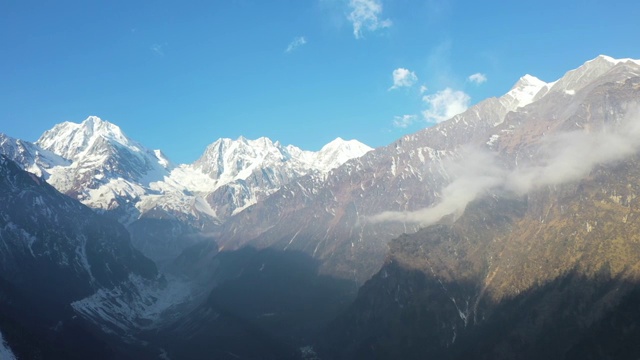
[{"left": 2, "top": 0, "right": 640, "bottom": 163}]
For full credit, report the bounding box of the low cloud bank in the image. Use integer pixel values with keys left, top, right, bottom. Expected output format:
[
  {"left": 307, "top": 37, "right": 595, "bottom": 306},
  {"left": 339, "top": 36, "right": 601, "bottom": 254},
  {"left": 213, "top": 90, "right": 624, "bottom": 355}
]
[{"left": 370, "top": 105, "right": 640, "bottom": 226}]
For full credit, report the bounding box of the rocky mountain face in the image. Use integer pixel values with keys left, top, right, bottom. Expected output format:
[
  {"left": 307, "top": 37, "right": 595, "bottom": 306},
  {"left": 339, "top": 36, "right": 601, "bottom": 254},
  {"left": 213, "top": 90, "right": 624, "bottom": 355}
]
[
  {"left": 317, "top": 58, "right": 640, "bottom": 359},
  {"left": 2, "top": 55, "right": 640, "bottom": 359},
  {"left": 0, "top": 133, "right": 70, "bottom": 179},
  {"left": 0, "top": 155, "right": 173, "bottom": 358},
  {"left": 321, "top": 160, "right": 640, "bottom": 358},
  {"left": 213, "top": 55, "right": 640, "bottom": 285}
]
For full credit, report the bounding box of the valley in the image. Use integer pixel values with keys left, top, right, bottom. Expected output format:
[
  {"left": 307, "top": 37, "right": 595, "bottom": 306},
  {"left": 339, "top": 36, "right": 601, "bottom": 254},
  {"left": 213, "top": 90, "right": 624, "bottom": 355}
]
[{"left": 2, "top": 55, "right": 640, "bottom": 359}]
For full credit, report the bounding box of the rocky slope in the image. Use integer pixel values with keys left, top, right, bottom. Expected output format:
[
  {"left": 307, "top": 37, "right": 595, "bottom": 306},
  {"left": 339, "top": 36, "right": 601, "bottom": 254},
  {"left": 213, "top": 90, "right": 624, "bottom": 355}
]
[
  {"left": 318, "top": 58, "right": 640, "bottom": 359},
  {"left": 214, "top": 55, "right": 640, "bottom": 285},
  {"left": 321, "top": 161, "right": 640, "bottom": 358},
  {"left": 1, "top": 55, "right": 640, "bottom": 359},
  {"left": 0, "top": 155, "right": 189, "bottom": 359}
]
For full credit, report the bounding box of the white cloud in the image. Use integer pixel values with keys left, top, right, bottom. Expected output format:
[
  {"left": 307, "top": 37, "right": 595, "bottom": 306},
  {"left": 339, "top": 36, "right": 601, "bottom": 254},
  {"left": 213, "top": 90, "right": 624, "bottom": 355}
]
[
  {"left": 150, "top": 43, "right": 166, "bottom": 56},
  {"left": 419, "top": 85, "right": 428, "bottom": 94},
  {"left": 422, "top": 88, "right": 470, "bottom": 123},
  {"left": 468, "top": 73, "right": 488, "bottom": 84},
  {"left": 389, "top": 68, "right": 418, "bottom": 90},
  {"left": 370, "top": 105, "right": 640, "bottom": 226},
  {"left": 347, "top": 0, "right": 392, "bottom": 39},
  {"left": 285, "top": 36, "right": 307, "bottom": 53},
  {"left": 392, "top": 114, "right": 418, "bottom": 128},
  {"left": 368, "top": 149, "right": 504, "bottom": 225}
]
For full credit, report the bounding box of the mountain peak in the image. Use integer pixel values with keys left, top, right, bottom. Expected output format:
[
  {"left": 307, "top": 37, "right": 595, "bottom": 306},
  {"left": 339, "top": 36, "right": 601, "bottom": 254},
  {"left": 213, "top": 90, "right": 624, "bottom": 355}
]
[
  {"left": 545, "top": 55, "right": 640, "bottom": 96},
  {"left": 516, "top": 74, "right": 546, "bottom": 87},
  {"left": 80, "top": 116, "right": 127, "bottom": 142},
  {"left": 36, "top": 116, "right": 135, "bottom": 161},
  {"left": 501, "top": 74, "right": 548, "bottom": 110},
  {"left": 320, "top": 137, "right": 369, "bottom": 152},
  {"left": 590, "top": 54, "right": 640, "bottom": 66},
  {"left": 314, "top": 138, "right": 372, "bottom": 171},
  {"left": 83, "top": 115, "right": 103, "bottom": 126}
]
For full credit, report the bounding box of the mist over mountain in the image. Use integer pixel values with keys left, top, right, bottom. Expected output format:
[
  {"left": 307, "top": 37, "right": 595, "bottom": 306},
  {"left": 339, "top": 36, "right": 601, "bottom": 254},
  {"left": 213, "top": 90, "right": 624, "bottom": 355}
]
[{"left": 2, "top": 55, "right": 640, "bottom": 359}]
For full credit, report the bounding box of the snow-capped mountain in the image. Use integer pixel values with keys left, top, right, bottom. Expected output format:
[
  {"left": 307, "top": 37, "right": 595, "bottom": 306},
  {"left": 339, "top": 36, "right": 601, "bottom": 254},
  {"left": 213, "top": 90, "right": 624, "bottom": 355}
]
[
  {"left": 34, "top": 116, "right": 179, "bottom": 220},
  {"left": 192, "top": 135, "right": 372, "bottom": 219},
  {"left": 193, "top": 136, "right": 372, "bottom": 183},
  {"left": 0, "top": 116, "right": 372, "bottom": 264},
  {"left": 312, "top": 137, "right": 373, "bottom": 171},
  {"left": 547, "top": 54, "right": 640, "bottom": 96},
  {"left": 1, "top": 116, "right": 371, "bottom": 225},
  {"left": 0, "top": 133, "right": 70, "bottom": 178},
  {"left": 499, "top": 74, "right": 549, "bottom": 111}
]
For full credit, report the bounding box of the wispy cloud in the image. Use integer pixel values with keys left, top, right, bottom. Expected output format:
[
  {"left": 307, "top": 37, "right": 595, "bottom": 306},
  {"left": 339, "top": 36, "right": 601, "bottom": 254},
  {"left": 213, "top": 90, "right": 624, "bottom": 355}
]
[
  {"left": 425, "top": 40, "right": 455, "bottom": 88},
  {"left": 389, "top": 68, "right": 418, "bottom": 90},
  {"left": 150, "top": 43, "right": 167, "bottom": 56},
  {"left": 347, "top": 0, "right": 392, "bottom": 39},
  {"left": 419, "top": 85, "right": 428, "bottom": 94},
  {"left": 422, "top": 88, "right": 470, "bottom": 123},
  {"left": 393, "top": 114, "right": 418, "bottom": 128},
  {"left": 368, "top": 149, "right": 503, "bottom": 225},
  {"left": 370, "top": 106, "right": 640, "bottom": 226},
  {"left": 285, "top": 36, "right": 307, "bottom": 53},
  {"left": 468, "top": 73, "right": 488, "bottom": 85}
]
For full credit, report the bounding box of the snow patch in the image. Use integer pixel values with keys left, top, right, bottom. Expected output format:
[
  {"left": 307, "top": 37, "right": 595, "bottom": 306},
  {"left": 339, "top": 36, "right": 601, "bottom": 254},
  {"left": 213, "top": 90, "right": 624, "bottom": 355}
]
[
  {"left": 0, "top": 330, "right": 17, "bottom": 360},
  {"left": 486, "top": 134, "right": 500, "bottom": 146},
  {"left": 72, "top": 274, "right": 193, "bottom": 333}
]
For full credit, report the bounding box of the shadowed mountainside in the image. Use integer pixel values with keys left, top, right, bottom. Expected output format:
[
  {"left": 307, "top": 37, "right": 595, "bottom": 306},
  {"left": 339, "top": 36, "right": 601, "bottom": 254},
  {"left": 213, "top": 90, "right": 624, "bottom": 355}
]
[{"left": 154, "top": 247, "right": 357, "bottom": 360}]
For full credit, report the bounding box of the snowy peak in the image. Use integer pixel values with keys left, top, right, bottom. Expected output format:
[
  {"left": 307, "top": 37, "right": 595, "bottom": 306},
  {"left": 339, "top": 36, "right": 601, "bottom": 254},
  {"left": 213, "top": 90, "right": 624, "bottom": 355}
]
[
  {"left": 193, "top": 136, "right": 297, "bottom": 182},
  {"left": 8, "top": 116, "right": 181, "bottom": 223},
  {"left": 189, "top": 135, "right": 372, "bottom": 219},
  {"left": 512, "top": 74, "right": 546, "bottom": 92},
  {"left": 495, "top": 55, "right": 640, "bottom": 112},
  {"left": 313, "top": 137, "right": 372, "bottom": 171},
  {"left": 548, "top": 55, "right": 640, "bottom": 95},
  {"left": 36, "top": 116, "right": 139, "bottom": 161},
  {"left": 36, "top": 115, "right": 173, "bottom": 179},
  {"left": 4, "top": 115, "right": 373, "bottom": 224},
  {"left": 193, "top": 135, "right": 372, "bottom": 182},
  {"left": 591, "top": 54, "right": 640, "bottom": 66},
  {"left": 501, "top": 74, "right": 548, "bottom": 110}
]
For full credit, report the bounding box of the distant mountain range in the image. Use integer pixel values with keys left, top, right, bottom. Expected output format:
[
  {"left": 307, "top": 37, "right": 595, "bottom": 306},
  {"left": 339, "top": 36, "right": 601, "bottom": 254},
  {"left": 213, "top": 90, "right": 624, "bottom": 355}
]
[
  {"left": 1, "top": 118, "right": 371, "bottom": 264},
  {"left": 2, "top": 54, "right": 640, "bottom": 359}
]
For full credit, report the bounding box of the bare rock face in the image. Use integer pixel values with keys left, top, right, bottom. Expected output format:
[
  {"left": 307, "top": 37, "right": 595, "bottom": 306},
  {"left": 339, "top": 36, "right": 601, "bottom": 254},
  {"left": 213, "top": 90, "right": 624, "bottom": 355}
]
[
  {"left": 317, "top": 62, "right": 640, "bottom": 358},
  {"left": 214, "top": 57, "right": 640, "bottom": 286},
  {"left": 0, "top": 155, "right": 162, "bottom": 359}
]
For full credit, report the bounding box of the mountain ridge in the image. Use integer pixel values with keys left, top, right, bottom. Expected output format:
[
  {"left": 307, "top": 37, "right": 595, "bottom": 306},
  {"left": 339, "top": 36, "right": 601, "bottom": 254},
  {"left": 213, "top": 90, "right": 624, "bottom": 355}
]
[
  {"left": 0, "top": 116, "right": 372, "bottom": 264},
  {"left": 2, "top": 54, "right": 640, "bottom": 359},
  {"left": 212, "top": 55, "right": 640, "bottom": 284},
  {"left": 4, "top": 116, "right": 372, "bottom": 223}
]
